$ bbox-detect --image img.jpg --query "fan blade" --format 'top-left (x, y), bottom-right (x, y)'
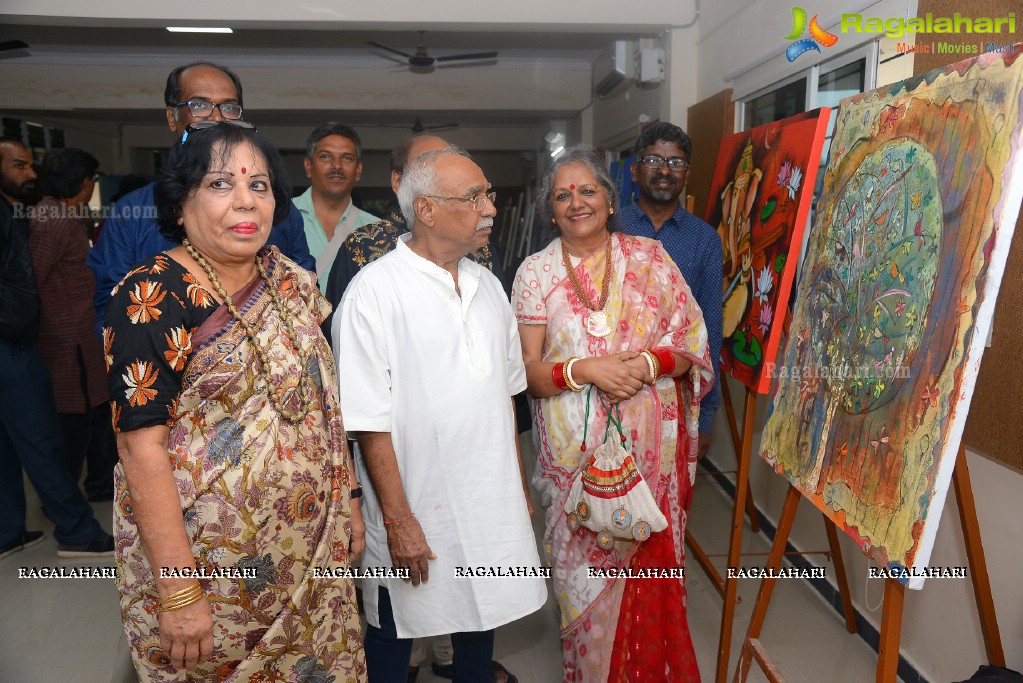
top-left (434, 51), bottom-right (498, 63)
top-left (367, 41), bottom-right (414, 60)
top-left (425, 123), bottom-right (459, 132)
top-left (0, 40), bottom-right (29, 52)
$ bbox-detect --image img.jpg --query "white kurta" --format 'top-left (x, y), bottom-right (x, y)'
top-left (334, 234), bottom-right (546, 638)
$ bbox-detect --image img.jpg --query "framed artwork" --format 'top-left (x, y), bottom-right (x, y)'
top-left (704, 108), bottom-right (831, 393)
top-left (759, 50), bottom-right (1023, 588)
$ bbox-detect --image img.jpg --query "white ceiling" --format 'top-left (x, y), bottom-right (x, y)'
top-left (0, 23), bottom-right (651, 130)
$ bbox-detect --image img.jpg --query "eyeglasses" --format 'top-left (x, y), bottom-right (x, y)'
top-left (426, 191), bottom-right (497, 212)
top-left (173, 99), bottom-right (244, 121)
top-left (180, 120), bottom-right (256, 145)
top-left (638, 154), bottom-right (689, 172)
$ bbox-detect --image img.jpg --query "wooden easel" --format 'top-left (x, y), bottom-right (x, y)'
top-left (684, 304), bottom-right (859, 683)
top-left (731, 443), bottom-right (1005, 683)
top-left (693, 376), bottom-right (858, 683)
top-left (685, 377), bottom-right (760, 599)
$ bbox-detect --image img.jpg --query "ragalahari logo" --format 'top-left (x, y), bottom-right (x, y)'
top-left (785, 7), bottom-right (839, 61)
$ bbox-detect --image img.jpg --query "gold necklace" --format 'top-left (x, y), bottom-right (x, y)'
top-left (182, 239), bottom-right (311, 423)
top-left (561, 232), bottom-right (613, 338)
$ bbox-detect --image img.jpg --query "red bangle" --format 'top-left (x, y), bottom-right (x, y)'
top-left (552, 362), bottom-right (568, 390)
top-left (651, 347), bottom-right (676, 377)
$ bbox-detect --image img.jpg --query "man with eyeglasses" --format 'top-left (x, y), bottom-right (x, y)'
top-left (618, 122), bottom-right (723, 459)
top-left (87, 62), bottom-right (314, 331)
top-left (294, 122), bottom-right (379, 291)
top-left (322, 134), bottom-right (504, 344)
top-left (334, 147), bottom-right (542, 683)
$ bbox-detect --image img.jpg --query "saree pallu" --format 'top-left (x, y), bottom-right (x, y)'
top-left (514, 233), bottom-right (713, 682)
top-left (114, 250), bottom-right (366, 682)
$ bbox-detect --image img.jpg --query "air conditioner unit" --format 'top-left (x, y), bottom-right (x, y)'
top-left (592, 41), bottom-right (633, 98)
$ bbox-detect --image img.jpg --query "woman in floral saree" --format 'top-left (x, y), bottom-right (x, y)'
top-left (513, 147), bottom-right (713, 682)
top-left (104, 122), bottom-right (365, 682)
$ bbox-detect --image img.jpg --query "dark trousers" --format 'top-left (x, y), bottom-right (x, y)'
top-left (365, 587), bottom-right (495, 683)
top-left (59, 345), bottom-right (117, 497)
top-left (0, 339), bottom-right (104, 545)
top-left (59, 402), bottom-right (117, 498)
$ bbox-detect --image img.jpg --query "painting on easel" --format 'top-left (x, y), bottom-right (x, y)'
top-left (705, 108), bottom-right (831, 394)
top-left (759, 49), bottom-right (1023, 589)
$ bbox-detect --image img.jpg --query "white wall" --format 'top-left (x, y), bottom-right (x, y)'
top-left (699, 1), bottom-right (1023, 679)
top-left (590, 26), bottom-right (701, 152)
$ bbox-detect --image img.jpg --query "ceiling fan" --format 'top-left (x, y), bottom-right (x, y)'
top-left (368, 31), bottom-right (497, 69)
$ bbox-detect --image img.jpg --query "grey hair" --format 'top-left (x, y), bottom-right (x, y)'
top-left (396, 146), bottom-right (471, 227)
top-left (537, 145), bottom-right (619, 232)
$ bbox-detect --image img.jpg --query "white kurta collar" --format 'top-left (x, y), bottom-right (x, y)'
top-left (395, 232), bottom-right (481, 309)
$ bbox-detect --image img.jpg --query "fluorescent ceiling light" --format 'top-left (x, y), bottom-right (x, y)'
top-left (167, 27), bottom-right (234, 34)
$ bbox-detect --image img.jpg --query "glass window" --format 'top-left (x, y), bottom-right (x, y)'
top-left (744, 78), bottom-right (807, 128)
top-left (814, 58), bottom-right (866, 199)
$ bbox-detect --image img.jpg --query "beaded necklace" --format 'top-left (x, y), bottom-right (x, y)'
top-left (182, 238), bottom-right (311, 423)
top-left (561, 231), bottom-right (613, 337)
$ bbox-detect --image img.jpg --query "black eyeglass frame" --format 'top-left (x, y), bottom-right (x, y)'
top-left (180, 120), bottom-right (256, 145)
top-left (172, 99), bottom-right (244, 121)
top-left (637, 154), bottom-right (690, 172)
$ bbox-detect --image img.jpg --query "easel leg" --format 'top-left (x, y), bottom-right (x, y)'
top-left (823, 517), bottom-right (858, 633)
top-left (731, 484), bottom-right (801, 683)
top-left (877, 579), bottom-right (905, 683)
top-left (952, 444), bottom-right (1005, 666)
top-left (715, 388), bottom-right (758, 683)
top-left (720, 378), bottom-right (760, 532)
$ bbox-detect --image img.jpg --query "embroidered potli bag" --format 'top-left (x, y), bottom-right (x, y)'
top-left (563, 386), bottom-right (668, 550)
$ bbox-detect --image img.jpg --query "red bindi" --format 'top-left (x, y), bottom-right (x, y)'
top-left (241, 167), bottom-right (247, 174)
top-left (570, 184), bottom-right (575, 190)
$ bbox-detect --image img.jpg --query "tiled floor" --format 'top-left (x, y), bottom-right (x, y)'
top-left (0, 434), bottom-right (893, 682)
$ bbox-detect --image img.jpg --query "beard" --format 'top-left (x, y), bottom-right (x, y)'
top-left (0, 177), bottom-right (36, 204)
top-left (649, 188), bottom-right (675, 202)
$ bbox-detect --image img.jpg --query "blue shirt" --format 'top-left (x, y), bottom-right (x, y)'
top-left (87, 182), bottom-right (315, 333)
top-left (618, 201), bottom-right (722, 433)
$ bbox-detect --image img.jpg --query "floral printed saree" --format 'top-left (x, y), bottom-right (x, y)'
top-left (107, 248), bottom-right (365, 682)
top-left (513, 233), bottom-right (713, 682)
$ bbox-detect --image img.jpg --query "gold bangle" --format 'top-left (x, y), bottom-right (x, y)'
top-left (642, 350), bottom-right (661, 380)
top-left (160, 588), bottom-right (205, 612)
top-left (159, 582), bottom-right (204, 608)
top-left (159, 582), bottom-right (205, 612)
top-left (561, 356), bottom-right (577, 392)
top-left (565, 357), bottom-right (584, 392)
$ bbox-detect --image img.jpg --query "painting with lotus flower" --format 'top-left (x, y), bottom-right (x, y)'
top-left (704, 108), bottom-right (831, 394)
top-left (759, 49), bottom-right (1023, 588)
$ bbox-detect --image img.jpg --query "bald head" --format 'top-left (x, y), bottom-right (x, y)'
top-left (390, 135), bottom-right (449, 194)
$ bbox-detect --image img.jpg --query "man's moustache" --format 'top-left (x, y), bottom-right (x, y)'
top-left (476, 219), bottom-right (494, 232)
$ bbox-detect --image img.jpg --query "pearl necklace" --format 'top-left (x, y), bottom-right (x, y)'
top-left (182, 239), bottom-right (311, 423)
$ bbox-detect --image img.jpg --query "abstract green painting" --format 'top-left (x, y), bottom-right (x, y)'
top-left (759, 49), bottom-right (1023, 588)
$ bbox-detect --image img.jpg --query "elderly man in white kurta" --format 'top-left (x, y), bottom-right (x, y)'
top-left (334, 147), bottom-right (546, 683)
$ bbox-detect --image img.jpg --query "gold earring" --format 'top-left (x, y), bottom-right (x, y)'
top-left (552, 218), bottom-right (557, 224)
top-left (609, 206), bottom-right (614, 215)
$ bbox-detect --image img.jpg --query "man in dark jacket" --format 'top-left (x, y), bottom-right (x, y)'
top-left (0, 138), bottom-right (115, 560)
top-left (87, 62), bottom-right (315, 330)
